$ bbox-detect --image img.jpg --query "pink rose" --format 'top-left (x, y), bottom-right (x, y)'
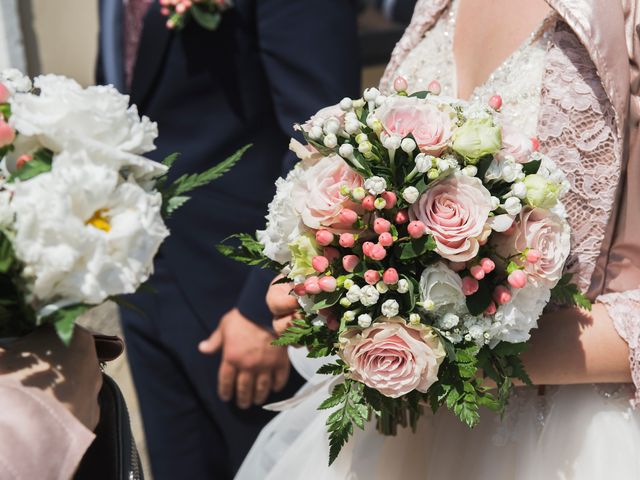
top-left (511, 208), bottom-right (570, 287)
top-left (376, 96), bottom-right (456, 155)
top-left (291, 155), bottom-right (363, 231)
top-left (498, 126), bottom-right (534, 163)
top-left (339, 318), bottom-right (445, 398)
top-left (410, 175), bottom-right (492, 262)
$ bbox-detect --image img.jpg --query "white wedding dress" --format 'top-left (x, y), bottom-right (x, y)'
top-left (236, 2), bottom-right (640, 478)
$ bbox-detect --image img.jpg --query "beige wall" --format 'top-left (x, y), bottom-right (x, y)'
top-left (21, 0), bottom-right (99, 86)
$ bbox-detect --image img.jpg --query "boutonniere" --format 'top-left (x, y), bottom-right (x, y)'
top-left (161, 0), bottom-right (233, 31)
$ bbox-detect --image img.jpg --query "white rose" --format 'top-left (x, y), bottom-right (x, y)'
top-left (364, 176), bottom-right (387, 195)
top-left (419, 262), bottom-right (467, 313)
top-left (257, 163), bottom-right (308, 264)
top-left (381, 299), bottom-right (400, 317)
top-left (402, 186), bottom-right (419, 204)
top-left (10, 154), bottom-right (169, 307)
top-left (360, 285), bottom-right (380, 306)
top-left (494, 283), bottom-right (550, 343)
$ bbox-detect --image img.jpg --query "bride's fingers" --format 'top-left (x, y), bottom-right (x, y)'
top-left (253, 371), bottom-right (272, 405)
top-left (217, 361), bottom-right (236, 402)
top-left (235, 370), bottom-right (255, 410)
top-left (273, 361), bottom-right (290, 393)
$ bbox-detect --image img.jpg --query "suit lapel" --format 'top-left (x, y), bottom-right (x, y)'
top-left (130, 1), bottom-right (173, 109)
top-left (100, 0), bottom-right (125, 90)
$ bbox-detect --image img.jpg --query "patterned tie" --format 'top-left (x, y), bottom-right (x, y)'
top-left (123, 0), bottom-right (153, 90)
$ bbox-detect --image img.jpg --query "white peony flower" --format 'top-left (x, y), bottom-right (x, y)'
top-left (420, 262), bottom-right (467, 313)
top-left (364, 176), bottom-right (387, 195)
top-left (8, 75), bottom-right (164, 182)
top-left (494, 283), bottom-right (551, 343)
top-left (0, 68), bottom-right (32, 94)
top-left (360, 285), bottom-right (380, 306)
top-left (10, 154), bottom-right (169, 307)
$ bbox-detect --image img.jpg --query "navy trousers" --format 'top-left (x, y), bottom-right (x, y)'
top-left (120, 260), bottom-right (302, 480)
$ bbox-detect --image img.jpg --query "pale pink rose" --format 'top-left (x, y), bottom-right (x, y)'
top-left (376, 96), bottom-right (457, 155)
top-left (409, 175), bottom-right (492, 262)
top-left (339, 317), bottom-right (445, 398)
top-left (498, 126), bottom-right (534, 163)
top-left (301, 104), bottom-right (344, 133)
top-left (291, 155), bottom-right (363, 231)
top-left (511, 207), bottom-right (570, 287)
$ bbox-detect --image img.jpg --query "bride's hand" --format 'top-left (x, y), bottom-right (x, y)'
top-left (266, 276), bottom-right (299, 335)
top-left (198, 308), bottom-right (290, 409)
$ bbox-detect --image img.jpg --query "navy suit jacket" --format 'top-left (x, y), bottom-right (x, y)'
top-left (97, 0), bottom-right (361, 329)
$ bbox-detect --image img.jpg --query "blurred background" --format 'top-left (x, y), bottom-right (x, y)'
top-left (7, 0), bottom-right (415, 477)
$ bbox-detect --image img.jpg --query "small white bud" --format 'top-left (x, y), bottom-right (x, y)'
top-left (375, 94), bottom-right (387, 107)
top-left (323, 133), bottom-right (338, 149)
top-left (363, 87), bottom-right (380, 102)
top-left (357, 314), bottom-right (372, 328)
top-left (364, 176), bottom-right (387, 195)
top-left (345, 120), bottom-right (361, 135)
top-left (461, 165), bottom-right (478, 177)
top-left (397, 279), bottom-right (409, 294)
top-left (383, 134), bottom-right (402, 150)
top-left (401, 137), bottom-right (417, 153)
top-left (358, 141), bottom-right (372, 154)
top-left (312, 317), bottom-right (325, 327)
top-left (376, 281), bottom-right (389, 294)
top-left (339, 143), bottom-right (354, 159)
top-left (427, 169), bottom-right (440, 180)
top-left (402, 186), bottom-right (420, 204)
top-left (437, 159), bottom-right (450, 172)
top-left (415, 154), bottom-right (431, 173)
top-left (352, 187), bottom-right (366, 201)
top-left (512, 182), bottom-right (527, 199)
top-left (339, 97), bottom-right (353, 111)
top-left (308, 125), bottom-right (323, 140)
top-left (352, 98), bottom-right (365, 109)
top-left (374, 197), bottom-right (387, 210)
top-left (343, 310), bottom-right (356, 322)
top-left (343, 279), bottom-right (355, 289)
top-left (381, 299), bottom-right (400, 318)
top-left (503, 196), bottom-right (522, 215)
top-left (424, 299), bottom-right (435, 311)
top-left (324, 118), bottom-right (340, 135)
top-left (409, 313), bottom-right (421, 325)
top-left (355, 133), bottom-right (369, 144)
top-left (490, 196), bottom-right (501, 210)
top-left (339, 297), bottom-right (352, 308)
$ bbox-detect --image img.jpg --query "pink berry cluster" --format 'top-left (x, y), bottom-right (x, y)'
top-left (160, 0), bottom-right (231, 30)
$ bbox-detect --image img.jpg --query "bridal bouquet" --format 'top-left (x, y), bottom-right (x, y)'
top-left (0, 70), bottom-right (244, 343)
top-left (220, 78), bottom-right (590, 463)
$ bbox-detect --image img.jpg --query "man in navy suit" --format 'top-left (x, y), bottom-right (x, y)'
top-left (97, 1), bottom-right (360, 478)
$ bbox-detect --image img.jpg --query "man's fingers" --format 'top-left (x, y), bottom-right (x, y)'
top-left (273, 361), bottom-right (290, 393)
top-left (199, 327), bottom-right (223, 355)
top-left (272, 316), bottom-right (295, 336)
top-left (235, 370), bottom-right (255, 410)
top-left (253, 371), bottom-right (273, 406)
top-left (266, 277), bottom-right (299, 317)
top-left (217, 361), bottom-right (237, 402)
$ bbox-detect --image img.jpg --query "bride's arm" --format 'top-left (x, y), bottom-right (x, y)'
top-left (522, 305), bottom-right (632, 385)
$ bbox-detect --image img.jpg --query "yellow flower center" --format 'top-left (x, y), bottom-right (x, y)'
top-left (86, 209), bottom-right (111, 232)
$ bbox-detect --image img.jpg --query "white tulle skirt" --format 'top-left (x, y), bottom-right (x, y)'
top-left (236, 349), bottom-right (640, 480)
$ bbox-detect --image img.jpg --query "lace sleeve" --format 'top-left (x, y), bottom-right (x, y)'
top-left (597, 290), bottom-right (640, 407)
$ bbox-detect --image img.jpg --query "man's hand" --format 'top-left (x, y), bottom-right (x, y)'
top-left (267, 275), bottom-right (299, 336)
top-left (199, 308), bottom-right (290, 409)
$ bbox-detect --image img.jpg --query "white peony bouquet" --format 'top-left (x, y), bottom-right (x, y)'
top-left (220, 80), bottom-right (590, 463)
top-left (0, 70), bottom-right (246, 342)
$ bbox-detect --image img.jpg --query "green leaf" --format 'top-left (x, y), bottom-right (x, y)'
top-left (465, 280), bottom-right (492, 315)
top-left (42, 304), bottom-right (90, 346)
top-left (522, 159), bottom-right (541, 175)
top-left (190, 6), bottom-right (221, 30)
top-left (161, 152), bottom-right (180, 169)
top-left (9, 148), bottom-right (53, 182)
top-left (0, 230), bottom-right (15, 273)
top-left (162, 144), bottom-right (250, 217)
top-left (216, 233), bottom-right (282, 270)
top-left (409, 91), bottom-right (430, 99)
top-left (312, 291), bottom-right (342, 311)
top-left (550, 273), bottom-right (592, 311)
top-left (317, 362), bottom-right (345, 376)
top-left (166, 195), bottom-right (190, 215)
top-left (475, 154), bottom-right (494, 180)
top-left (395, 235), bottom-right (436, 260)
